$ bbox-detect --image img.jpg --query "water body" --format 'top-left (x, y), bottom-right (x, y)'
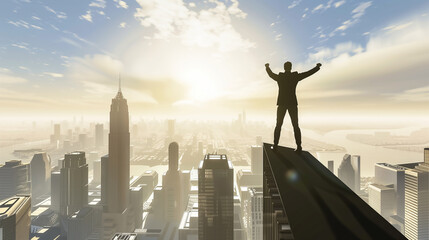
top-left (305, 129), bottom-right (424, 177)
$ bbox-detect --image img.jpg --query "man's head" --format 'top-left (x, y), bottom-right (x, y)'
top-left (284, 61), bottom-right (292, 72)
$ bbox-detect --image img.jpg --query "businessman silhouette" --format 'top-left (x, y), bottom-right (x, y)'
top-left (266, 61), bottom-right (321, 153)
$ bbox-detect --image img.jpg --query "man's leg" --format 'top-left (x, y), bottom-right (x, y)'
top-left (274, 105), bottom-right (287, 147)
top-left (288, 105), bottom-right (302, 151)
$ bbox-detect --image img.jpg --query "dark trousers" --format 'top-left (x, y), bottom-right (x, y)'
top-left (274, 105), bottom-right (301, 147)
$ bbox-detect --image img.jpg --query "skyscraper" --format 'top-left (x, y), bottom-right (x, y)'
top-left (162, 142), bottom-right (184, 222)
top-left (59, 152), bottom-right (88, 217)
top-left (351, 155), bottom-right (361, 193)
top-left (251, 145), bottom-right (263, 175)
top-left (198, 154), bottom-right (233, 240)
top-left (95, 123), bottom-right (104, 148)
top-left (338, 154), bottom-right (360, 193)
top-left (328, 160), bottom-right (334, 173)
top-left (0, 160), bottom-right (31, 201)
top-left (247, 187), bottom-right (263, 240)
top-left (104, 85), bottom-right (130, 214)
top-left (404, 168), bottom-right (429, 240)
top-left (30, 152), bottom-right (51, 202)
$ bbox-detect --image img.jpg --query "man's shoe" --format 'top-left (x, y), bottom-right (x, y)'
top-left (295, 146), bottom-right (302, 154)
top-left (271, 145), bottom-right (278, 152)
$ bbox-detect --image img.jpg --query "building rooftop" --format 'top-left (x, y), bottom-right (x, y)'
top-left (0, 195), bottom-right (30, 219)
top-left (263, 143), bottom-right (406, 240)
top-left (199, 154), bottom-right (232, 169)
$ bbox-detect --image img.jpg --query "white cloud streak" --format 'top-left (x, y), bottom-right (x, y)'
top-left (45, 6), bottom-right (67, 19)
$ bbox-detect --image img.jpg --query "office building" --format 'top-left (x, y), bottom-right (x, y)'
top-left (198, 154), bottom-right (233, 240)
top-left (103, 85), bottom-right (130, 214)
top-left (95, 123), bottom-right (104, 148)
top-left (30, 152), bottom-right (51, 201)
top-left (93, 159), bottom-right (101, 185)
top-left (0, 195), bottom-right (31, 240)
top-left (50, 123), bottom-right (61, 144)
top-left (368, 184), bottom-right (396, 219)
top-left (338, 154), bottom-right (360, 193)
top-left (328, 160), bottom-right (334, 173)
top-left (351, 155), bottom-right (361, 193)
top-left (50, 171), bottom-right (61, 212)
top-left (0, 160), bottom-right (31, 201)
top-left (59, 152), bottom-right (88, 217)
top-left (162, 142), bottom-right (184, 222)
top-left (374, 163), bottom-right (411, 220)
top-left (67, 207), bottom-right (93, 240)
top-left (247, 187), bottom-right (263, 240)
top-left (404, 168), bottom-right (429, 240)
top-left (251, 145), bottom-right (263, 175)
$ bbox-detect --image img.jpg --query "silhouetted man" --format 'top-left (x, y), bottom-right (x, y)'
top-left (266, 61), bottom-right (321, 153)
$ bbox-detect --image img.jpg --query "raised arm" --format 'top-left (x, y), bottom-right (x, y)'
top-left (297, 63), bottom-right (322, 81)
top-left (265, 63), bottom-right (280, 81)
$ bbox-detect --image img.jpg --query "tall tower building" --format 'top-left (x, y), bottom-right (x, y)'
top-left (351, 155), bottom-right (361, 193)
top-left (250, 145), bottom-right (263, 175)
top-left (104, 84), bottom-right (130, 213)
top-left (0, 160), bottom-right (31, 201)
top-left (198, 154), bottom-right (233, 240)
top-left (404, 168), bottom-right (429, 240)
top-left (162, 142), bottom-right (183, 221)
top-left (338, 154), bottom-right (358, 192)
top-left (30, 152), bottom-right (51, 202)
top-left (59, 152), bottom-right (88, 217)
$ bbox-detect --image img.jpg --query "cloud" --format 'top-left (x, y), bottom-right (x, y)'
top-left (334, 0), bottom-right (346, 8)
top-left (134, 0), bottom-right (254, 52)
top-left (80, 11), bottom-right (93, 22)
top-left (45, 6), bottom-right (67, 19)
top-left (0, 67), bottom-right (10, 73)
top-left (331, 1), bottom-right (372, 35)
top-left (312, 0), bottom-right (334, 13)
top-left (30, 24), bottom-right (43, 30)
top-left (114, 0), bottom-right (128, 9)
top-left (308, 41), bottom-right (363, 62)
top-left (119, 22), bottom-right (127, 28)
top-left (297, 15), bottom-right (429, 112)
top-left (32, 16), bottom-right (41, 20)
top-left (393, 86), bottom-right (429, 102)
top-left (89, 0), bottom-right (106, 8)
top-left (8, 20), bottom-right (29, 29)
top-left (11, 43), bottom-right (29, 50)
top-left (64, 54), bottom-right (188, 105)
top-left (383, 21), bottom-right (414, 32)
top-left (0, 73), bottom-right (27, 83)
top-left (275, 34), bottom-right (282, 41)
top-left (288, 0), bottom-right (302, 9)
top-left (43, 72), bottom-right (64, 78)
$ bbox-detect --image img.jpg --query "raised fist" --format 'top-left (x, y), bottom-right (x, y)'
top-left (265, 63), bottom-right (269, 67)
top-left (316, 63), bottom-right (322, 67)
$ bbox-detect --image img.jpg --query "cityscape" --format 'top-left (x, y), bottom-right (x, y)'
top-left (1, 0), bottom-right (429, 240)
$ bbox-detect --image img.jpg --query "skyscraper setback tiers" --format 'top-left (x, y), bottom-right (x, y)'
top-left (104, 88), bottom-right (130, 214)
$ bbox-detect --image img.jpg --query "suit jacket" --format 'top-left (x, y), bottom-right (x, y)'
top-left (266, 66), bottom-right (320, 106)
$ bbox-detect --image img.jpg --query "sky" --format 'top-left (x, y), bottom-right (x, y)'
top-left (1, 0), bottom-right (429, 121)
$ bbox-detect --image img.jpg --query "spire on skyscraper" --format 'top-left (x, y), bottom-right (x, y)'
top-left (115, 74), bottom-right (124, 99)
